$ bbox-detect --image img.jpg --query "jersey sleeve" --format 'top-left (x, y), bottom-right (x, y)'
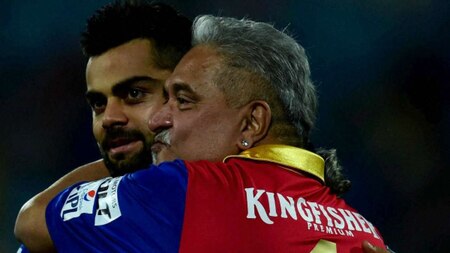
top-left (45, 159), bottom-right (188, 253)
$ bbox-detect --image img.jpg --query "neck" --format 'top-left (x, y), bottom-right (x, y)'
top-left (253, 133), bottom-right (304, 149)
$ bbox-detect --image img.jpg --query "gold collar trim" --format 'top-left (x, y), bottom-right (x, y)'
top-left (224, 144), bottom-right (324, 182)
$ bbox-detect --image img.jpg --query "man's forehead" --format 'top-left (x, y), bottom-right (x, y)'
top-left (179, 46), bottom-right (221, 71)
top-left (167, 46), bottom-right (221, 85)
top-left (86, 39), bottom-right (171, 91)
top-left (87, 40), bottom-right (154, 71)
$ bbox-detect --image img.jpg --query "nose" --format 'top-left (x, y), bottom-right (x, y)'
top-left (148, 103), bottom-right (173, 133)
top-left (102, 99), bottom-right (128, 129)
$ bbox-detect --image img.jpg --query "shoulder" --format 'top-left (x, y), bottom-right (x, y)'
top-left (45, 160), bottom-right (190, 251)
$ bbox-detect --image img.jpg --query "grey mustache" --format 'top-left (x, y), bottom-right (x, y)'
top-left (154, 130), bottom-right (171, 145)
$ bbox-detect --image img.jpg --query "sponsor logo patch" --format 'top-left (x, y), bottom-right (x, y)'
top-left (94, 176), bottom-right (122, 226)
top-left (245, 187), bottom-right (381, 239)
top-left (60, 178), bottom-right (108, 221)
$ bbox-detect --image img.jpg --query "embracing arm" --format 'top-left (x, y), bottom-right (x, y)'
top-left (14, 159), bottom-right (109, 252)
top-left (362, 241), bottom-right (396, 253)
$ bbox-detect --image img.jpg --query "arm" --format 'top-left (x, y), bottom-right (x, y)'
top-left (362, 241), bottom-right (396, 253)
top-left (14, 159), bottom-right (109, 252)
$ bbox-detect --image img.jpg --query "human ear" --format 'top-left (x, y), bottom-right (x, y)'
top-left (237, 100), bottom-right (271, 150)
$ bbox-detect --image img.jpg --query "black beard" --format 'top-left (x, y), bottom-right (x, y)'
top-left (99, 127), bottom-right (153, 177)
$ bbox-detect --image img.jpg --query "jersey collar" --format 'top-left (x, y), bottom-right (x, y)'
top-left (224, 144), bottom-right (325, 183)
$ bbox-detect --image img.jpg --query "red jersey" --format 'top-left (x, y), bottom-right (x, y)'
top-left (179, 144), bottom-right (386, 252)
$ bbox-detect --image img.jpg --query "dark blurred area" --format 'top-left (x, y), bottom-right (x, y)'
top-left (1, 0), bottom-right (448, 252)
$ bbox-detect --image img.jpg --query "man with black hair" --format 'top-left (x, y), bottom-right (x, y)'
top-left (15, 1), bottom-right (191, 252)
top-left (82, 1), bottom-right (191, 177)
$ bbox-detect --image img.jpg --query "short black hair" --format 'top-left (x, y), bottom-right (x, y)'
top-left (80, 1), bottom-right (192, 69)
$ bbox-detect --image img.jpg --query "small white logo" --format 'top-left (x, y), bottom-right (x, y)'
top-left (94, 176), bottom-right (122, 226)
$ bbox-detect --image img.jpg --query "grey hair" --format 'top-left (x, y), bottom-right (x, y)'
top-left (191, 15), bottom-right (351, 195)
top-left (192, 15), bottom-right (317, 143)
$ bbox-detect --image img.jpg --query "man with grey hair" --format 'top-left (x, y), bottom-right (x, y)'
top-left (15, 14), bottom-right (390, 253)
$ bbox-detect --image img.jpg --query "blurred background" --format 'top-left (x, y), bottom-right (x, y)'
top-left (1, 0), bottom-right (448, 252)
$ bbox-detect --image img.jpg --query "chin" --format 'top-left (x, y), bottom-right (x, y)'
top-left (105, 155), bottom-right (150, 176)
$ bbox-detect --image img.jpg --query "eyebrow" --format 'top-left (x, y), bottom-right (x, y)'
top-left (172, 82), bottom-right (195, 95)
top-left (112, 76), bottom-right (157, 96)
top-left (85, 76), bottom-right (156, 99)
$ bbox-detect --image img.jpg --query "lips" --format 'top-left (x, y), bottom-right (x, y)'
top-left (101, 133), bottom-right (144, 157)
top-left (109, 139), bottom-right (141, 155)
top-left (101, 128), bottom-right (146, 154)
top-left (150, 141), bottom-right (166, 154)
top-left (107, 137), bottom-right (136, 149)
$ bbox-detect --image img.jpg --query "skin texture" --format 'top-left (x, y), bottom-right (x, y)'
top-left (86, 38), bottom-right (171, 175)
top-left (149, 45), bottom-right (248, 164)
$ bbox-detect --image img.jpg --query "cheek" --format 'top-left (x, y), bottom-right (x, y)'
top-left (181, 126), bottom-right (237, 161)
top-left (128, 108), bottom-right (154, 132)
top-left (92, 119), bottom-right (103, 141)
top-left (187, 116), bottom-right (232, 143)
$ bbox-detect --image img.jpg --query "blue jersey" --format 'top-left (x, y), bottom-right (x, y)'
top-left (47, 160), bottom-right (187, 252)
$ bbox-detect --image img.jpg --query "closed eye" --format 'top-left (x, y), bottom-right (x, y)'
top-left (177, 96), bottom-right (189, 104)
top-left (167, 82), bottom-right (198, 110)
top-left (176, 94), bottom-right (195, 110)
